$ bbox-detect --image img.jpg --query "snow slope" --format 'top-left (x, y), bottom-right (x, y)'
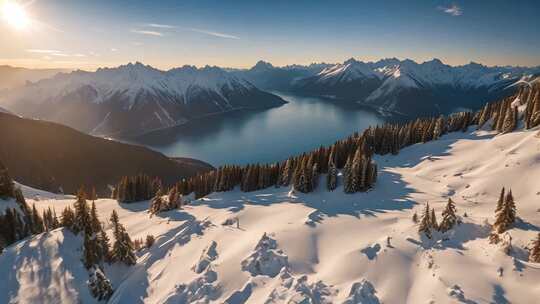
top-left (3, 125), bottom-right (540, 303)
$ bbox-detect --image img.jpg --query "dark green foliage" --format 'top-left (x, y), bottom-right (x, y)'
top-left (493, 188), bottom-right (517, 234)
top-left (439, 198), bottom-right (458, 232)
top-left (0, 160), bottom-right (15, 198)
top-left (0, 162), bottom-right (52, 251)
top-left (88, 267), bottom-right (114, 301)
top-left (110, 210), bottom-right (136, 266)
top-left (419, 203), bottom-right (432, 238)
top-left (114, 174), bottom-right (161, 203)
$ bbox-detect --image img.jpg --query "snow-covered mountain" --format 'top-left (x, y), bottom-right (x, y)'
top-left (238, 58), bottom-right (540, 117)
top-left (0, 62), bottom-right (286, 137)
top-left (3, 105), bottom-right (540, 303)
top-left (230, 60), bottom-right (332, 91)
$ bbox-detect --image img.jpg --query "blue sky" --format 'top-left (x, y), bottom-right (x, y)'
top-left (1, 0), bottom-right (539, 70)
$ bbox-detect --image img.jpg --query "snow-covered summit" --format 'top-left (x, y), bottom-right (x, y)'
top-left (0, 62), bottom-right (286, 137)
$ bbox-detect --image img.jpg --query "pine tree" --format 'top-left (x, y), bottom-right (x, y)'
top-left (88, 267), bottom-right (114, 301)
top-left (97, 228), bottom-right (111, 263)
top-left (326, 157), bottom-right (338, 191)
top-left (430, 208), bottom-right (438, 231)
top-left (412, 212), bottom-right (418, 223)
top-left (529, 233), bottom-right (540, 263)
top-left (149, 188), bottom-right (164, 215)
top-left (110, 210), bottom-right (136, 265)
top-left (61, 206), bottom-right (75, 230)
top-left (419, 203), bottom-right (432, 238)
top-left (439, 198), bottom-right (458, 232)
top-left (493, 189), bottom-right (517, 234)
top-left (73, 187), bottom-right (91, 234)
top-left (502, 105), bottom-right (517, 133)
top-left (83, 233), bottom-right (100, 269)
top-left (0, 161), bottom-right (15, 198)
top-left (495, 187), bottom-right (505, 213)
top-left (343, 156), bottom-right (354, 193)
top-left (89, 201), bottom-right (101, 234)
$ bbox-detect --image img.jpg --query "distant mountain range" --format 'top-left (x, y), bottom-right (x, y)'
top-left (233, 58), bottom-right (540, 116)
top-left (0, 65), bottom-right (68, 91)
top-left (2, 59), bottom-right (539, 138)
top-left (0, 63), bottom-right (286, 137)
top-left (0, 111), bottom-right (212, 195)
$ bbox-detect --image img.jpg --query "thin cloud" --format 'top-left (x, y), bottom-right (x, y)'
top-left (131, 29), bottom-right (164, 36)
top-left (26, 49), bottom-right (62, 54)
top-left (27, 49), bottom-right (87, 58)
top-left (438, 4), bottom-right (463, 16)
top-left (146, 23), bottom-right (176, 29)
top-left (189, 28), bottom-right (240, 40)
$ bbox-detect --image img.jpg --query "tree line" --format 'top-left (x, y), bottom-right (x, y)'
top-left (0, 161), bottom-right (57, 252)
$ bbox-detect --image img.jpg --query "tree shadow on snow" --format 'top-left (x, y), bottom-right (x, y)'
top-left (189, 128), bottom-right (497, 225)
top-left (190, 169), bottom-right (418, 223)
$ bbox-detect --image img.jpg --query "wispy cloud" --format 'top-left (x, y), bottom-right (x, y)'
top-left (131, 29), bottom-right (164, 36)
top-left (26, 49), bottom-right (87, 58)
top-left (146, 23), bottom-right (176, 29)
top-left (189, 28), bottom-right (240, 40)
top-left (438, 4), bottom-right (463, 16)
top-left (26, 49), bottom-right (62, 54)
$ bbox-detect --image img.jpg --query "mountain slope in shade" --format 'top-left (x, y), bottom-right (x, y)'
top-left (1, 63), bottom-right (286, 137)
top-left (4, 122), bottom-right (540, 303)
top-left (0, 112), bottom-right (213, 195)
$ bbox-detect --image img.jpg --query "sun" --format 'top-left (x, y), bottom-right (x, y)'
top-left (2, 1), bottom-right (30, 30)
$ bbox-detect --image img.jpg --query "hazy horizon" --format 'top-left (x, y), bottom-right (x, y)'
top-left (1, 0), bottom-right (539, 70)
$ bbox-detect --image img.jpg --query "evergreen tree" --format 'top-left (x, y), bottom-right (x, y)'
top-left (502, 105), bottom-right (517, 133)
top-left (149, 188), bottom-right (164, 215)
top-left (88, 267), bottom-right (114, 301)
top-left (73, 187), bottom-right (91, 234)
top-left (529, 233), bottom-right (540, 263)
top-left (495, 187), bottom-right (505, 213)
top-left (419, 203), bottom-right (432, 238)
top-left (326, 157), bottom-right (338, 191)
top-left (83, 233), bottom-right (100, 269)
top-left (412, 212), bottom-right (418, 223)
top-left (0, 161), bottom-right (14, 198)
top-left (97, 228), bottom-right (111, 263)
top-left (110, 210), bottom-right (136, 265)
top-left (493, 189), bottom-right (517, 234)
top-left (439, 198), bottom-right (458, 232)
top-left (430, 208), bottom-right (438, 231)
top-left (89, 201), bottom-right (101, 234)
top-left (61, 206), bottom-right (75, 230)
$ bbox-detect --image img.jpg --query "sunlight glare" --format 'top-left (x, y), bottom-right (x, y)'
top-left (2, 1), bottom-right (30, 30)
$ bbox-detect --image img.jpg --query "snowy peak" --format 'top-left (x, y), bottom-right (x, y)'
top-left (251, 60), bottom-right (275, 71)
top-left (1, 62), bottom-right (286, 137)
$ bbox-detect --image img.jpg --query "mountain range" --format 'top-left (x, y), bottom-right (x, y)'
top-left (0, 65), bottom-right (68, 91)
top-left (233, 58), bottom-right (540, 116)
top-left (1, 59), bottom-right (539, 138)
top-left (0, 63), bottom-right (286, 137)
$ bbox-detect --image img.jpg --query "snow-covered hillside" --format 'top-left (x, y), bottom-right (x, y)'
top-left (3, 122), bottom-right (540, 303)
top-left (0, 63), bottom-right (286, 137)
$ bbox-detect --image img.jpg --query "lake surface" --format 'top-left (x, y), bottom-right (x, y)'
top-left (137, 92), bottom-right (387, 166)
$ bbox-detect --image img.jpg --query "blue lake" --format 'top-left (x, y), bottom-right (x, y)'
top-left (138, 92), bottom-right (386, 166)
